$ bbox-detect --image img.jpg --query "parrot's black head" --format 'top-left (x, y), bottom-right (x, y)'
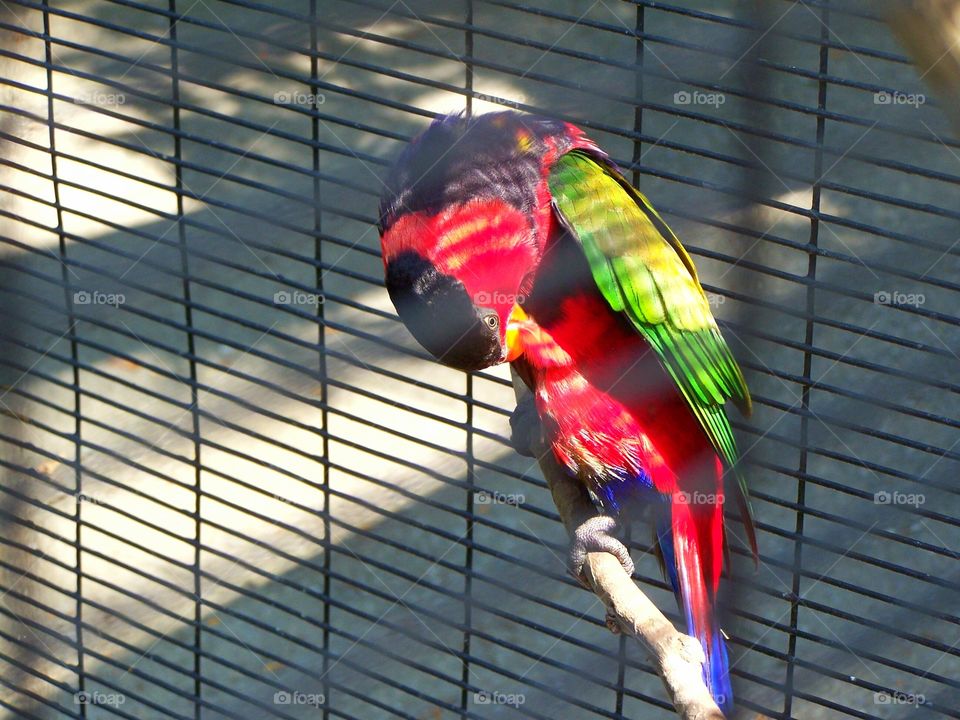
top-left (386, 251), bottom-right (505, 371)
top-left (379, 111), bottom-right (552, 372)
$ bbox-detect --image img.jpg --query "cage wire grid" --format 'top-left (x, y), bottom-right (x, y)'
top-left (0, 0), bottom-right (957, 718)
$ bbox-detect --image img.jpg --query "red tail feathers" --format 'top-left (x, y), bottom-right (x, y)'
top-left (666, 460), bottom-right (732, 712)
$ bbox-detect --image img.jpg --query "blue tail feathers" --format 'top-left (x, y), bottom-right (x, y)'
top-left (657, 514), bottom-right (732, 714)
top-left (706, 626), bottom-right (733, 714)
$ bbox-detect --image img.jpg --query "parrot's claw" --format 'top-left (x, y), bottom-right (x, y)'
top-left (569, 515), bottom-right (634, 588)
top-left (509, 394), bottom-right (542, 458)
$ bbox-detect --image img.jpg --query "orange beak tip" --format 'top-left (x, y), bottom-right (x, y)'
top-left (504, 304), bottom-right (527, 362)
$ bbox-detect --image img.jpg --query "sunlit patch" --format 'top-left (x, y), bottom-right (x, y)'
top-left (516, 129), bottom-right (533, 154)
top-left (521, 332), bottom-right (574, 366)
top-left (438, 216), bottom-right (490, 251)
top-left (440, 216), bottom-right (524, 271)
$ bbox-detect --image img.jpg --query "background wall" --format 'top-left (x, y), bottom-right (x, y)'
top-left (0, 1), bottom-right (957, 718)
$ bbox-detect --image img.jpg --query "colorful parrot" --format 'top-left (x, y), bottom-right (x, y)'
top-left (378, 111), bottom-right (757, 714)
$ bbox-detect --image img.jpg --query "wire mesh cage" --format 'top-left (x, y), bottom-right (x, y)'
top-left (0, 1), bottom-right (958, 718)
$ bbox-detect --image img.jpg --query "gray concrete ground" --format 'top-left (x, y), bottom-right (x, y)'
top-left (0, 1), bottom-right (958, 719)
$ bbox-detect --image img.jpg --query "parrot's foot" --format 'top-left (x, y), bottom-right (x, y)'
top-left (569, 515), bottom-right (634, 588)
top-left (509, 393), bottom-right (543, 458)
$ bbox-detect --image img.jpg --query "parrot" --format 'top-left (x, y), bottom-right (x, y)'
top-left (378, 110), bottom-right (757, 714)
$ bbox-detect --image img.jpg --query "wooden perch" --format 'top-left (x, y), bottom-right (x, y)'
top-left (511, 370), bottom-right (725, 720)
top-left (888, 0), bottom-right (960, 135)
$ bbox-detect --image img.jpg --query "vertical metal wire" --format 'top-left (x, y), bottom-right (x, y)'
top-left (784, 2), bottom-right (830, 716)
top-left (460, 3), bottom-right (476, 714)
top-left (630, 1), bottom-right (646, 186)
top-left (41, 2), bottom-right (84, 714)
top-left (168, 3), bottom-right (203, 716)
top-left (309, 2), bottom-right (333, 716)
top-left (617, 3), bottom-right (645, 716)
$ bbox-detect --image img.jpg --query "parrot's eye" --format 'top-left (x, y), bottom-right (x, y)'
top-left (483, 314), bottom-right (499, 330)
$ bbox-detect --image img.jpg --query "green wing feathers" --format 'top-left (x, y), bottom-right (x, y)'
top-left (548, 151), bottom-right (757, 555)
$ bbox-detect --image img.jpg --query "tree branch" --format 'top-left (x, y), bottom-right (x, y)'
top-left (888, 0), bottom-right (960, 136)
top-left (511, 369), bottom-right (726, 720)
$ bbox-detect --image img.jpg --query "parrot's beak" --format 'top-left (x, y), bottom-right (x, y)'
top-left (504, 304), bottom-right (527, 362)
